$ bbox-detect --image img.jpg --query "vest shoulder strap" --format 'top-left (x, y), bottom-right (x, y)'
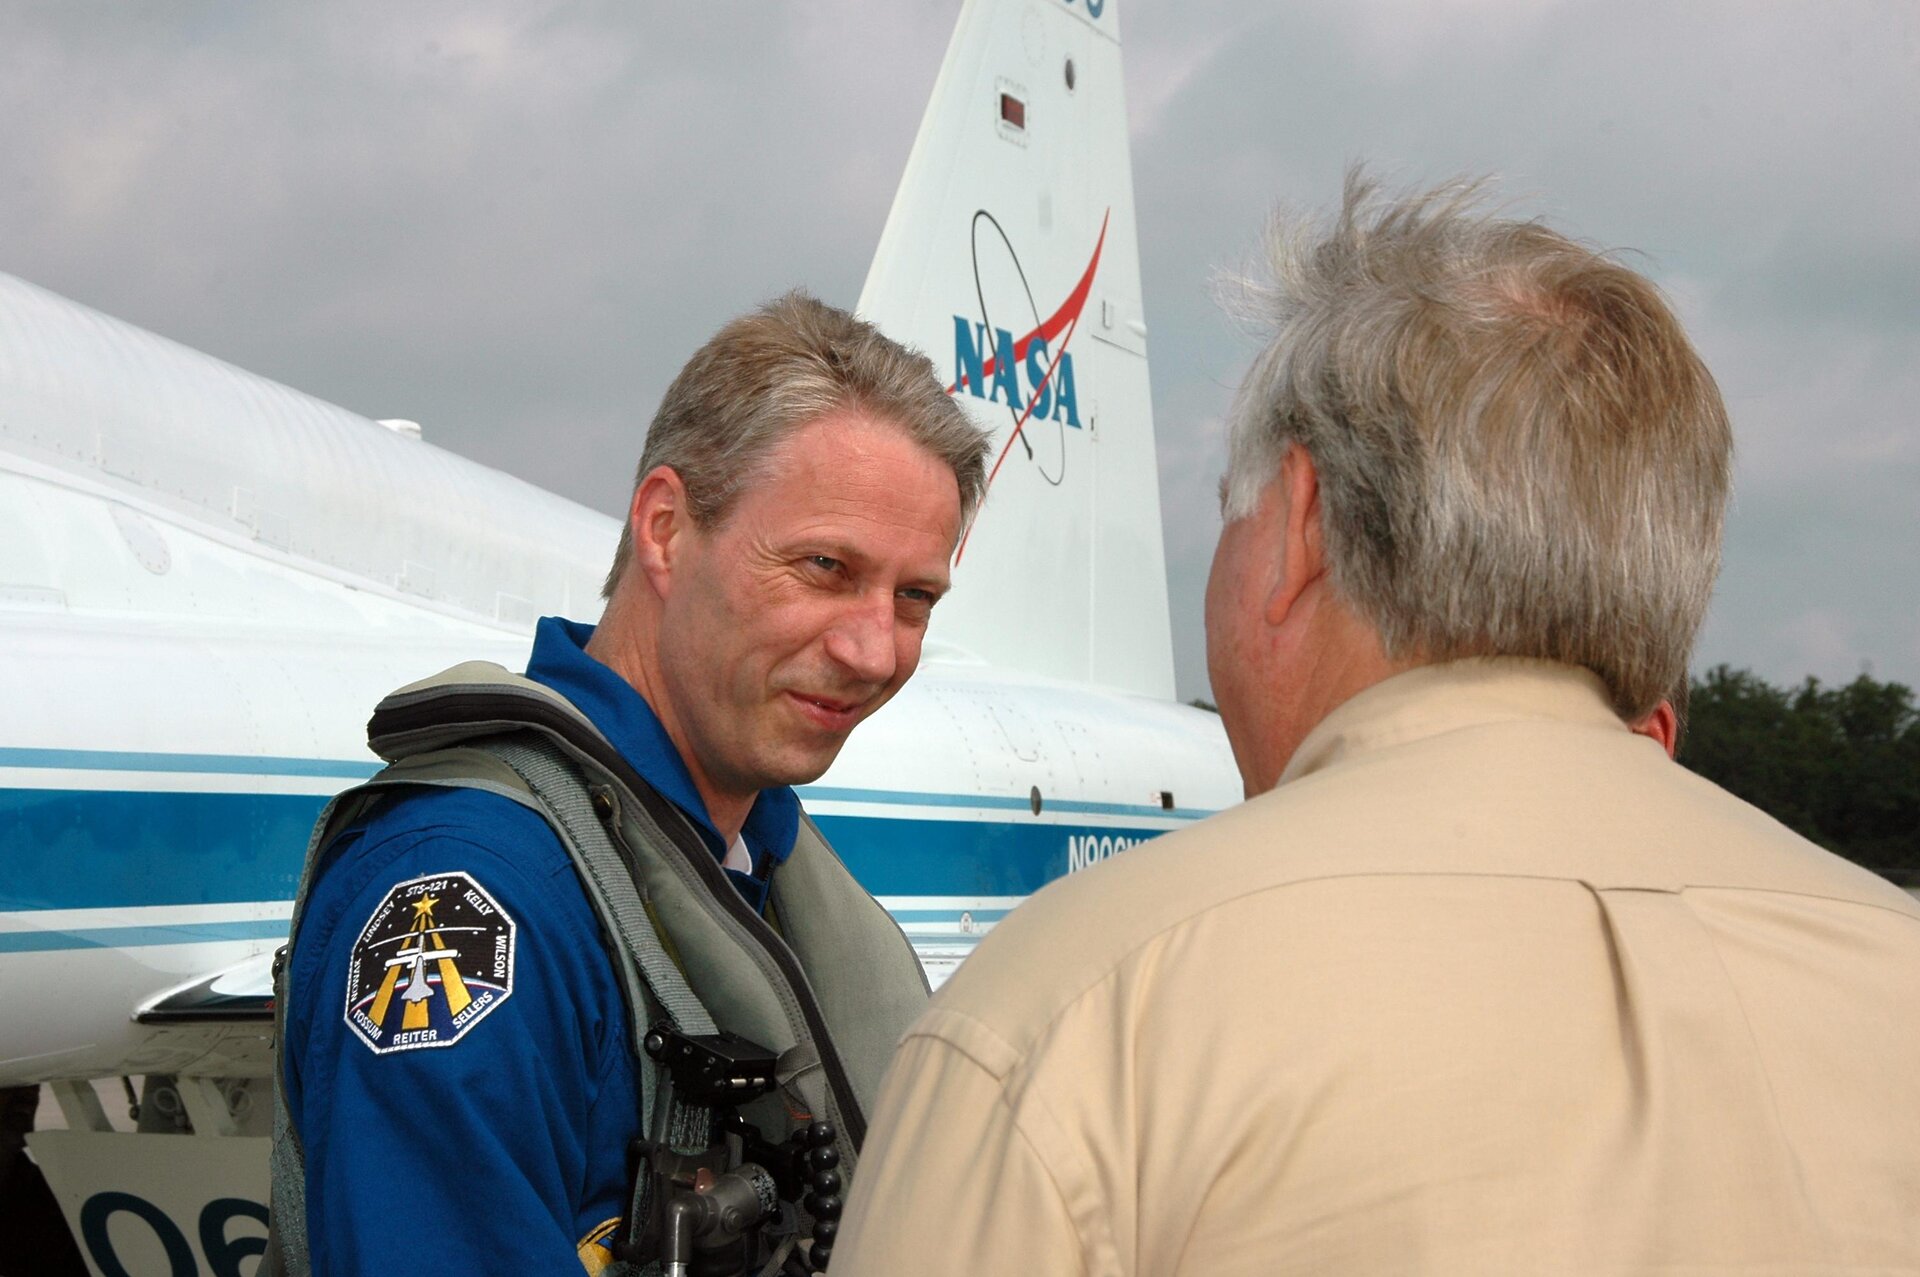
top-left (769, 813), bottom-right (929, 1107)
top-left (367, 661), bottom-right (597, 762)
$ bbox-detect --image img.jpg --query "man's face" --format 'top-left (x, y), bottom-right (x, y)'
top-left (1204, 472), bottom-right (1285, 796)
top-left (655, 409), bottom-right (961, 808)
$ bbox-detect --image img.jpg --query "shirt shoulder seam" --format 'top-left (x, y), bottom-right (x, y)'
top-left (910, 1036), bottom-right (1104, 1274)
top-left (949, 867), bottom-right (1920, 1071)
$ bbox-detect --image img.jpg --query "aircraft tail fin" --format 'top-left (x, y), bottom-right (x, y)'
top-left (858, 0), bottom-right (1174, 699)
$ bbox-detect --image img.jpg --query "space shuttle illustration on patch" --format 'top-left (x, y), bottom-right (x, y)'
top-left (343, 871), bottom-right (517, 1054)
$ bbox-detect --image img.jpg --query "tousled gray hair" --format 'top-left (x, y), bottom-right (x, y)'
top-left (603, 291), bottom-right (988, 597)
top-left (1222, 170), bottom-right (1733, 720)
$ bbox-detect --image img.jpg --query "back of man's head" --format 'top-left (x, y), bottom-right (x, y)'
top-left (1223, 171), bottom-right (1733, 721)
top-left (603, 290), bottom-right (986, 598)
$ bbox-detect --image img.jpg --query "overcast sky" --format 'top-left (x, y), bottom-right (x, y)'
top-left (3, 0), bottom-right (1914, 702)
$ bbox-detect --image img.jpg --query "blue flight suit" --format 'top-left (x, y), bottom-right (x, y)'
top-left (282, 617), bottom-right (799, 1273)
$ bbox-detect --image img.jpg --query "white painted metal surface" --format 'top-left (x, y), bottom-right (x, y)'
top-left (0, 270), bottom-right (612, 631)
top-left (859, 0), bottom-right (1174, 699)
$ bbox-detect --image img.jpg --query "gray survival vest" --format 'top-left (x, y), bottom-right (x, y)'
top-left (265, 662), bottom-right (929, 1275)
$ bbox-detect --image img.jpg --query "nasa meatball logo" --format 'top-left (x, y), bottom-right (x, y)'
top-left (343, 871), bottom-right (515, 1054)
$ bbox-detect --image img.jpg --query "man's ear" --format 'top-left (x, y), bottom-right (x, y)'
top-left (630, 466), bottom-right (691, 598)
top-left (1265, 445), bottom-right (1327, 627)
top-left (1632, 700), bottom-right (1679, 759)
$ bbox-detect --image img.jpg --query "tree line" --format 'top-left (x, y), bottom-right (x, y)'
top-left (1680, 666), bottom-right (1920, 887)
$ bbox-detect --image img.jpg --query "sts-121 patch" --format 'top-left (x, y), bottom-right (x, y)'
top-left (344, 871), bottom-right (515, 1054)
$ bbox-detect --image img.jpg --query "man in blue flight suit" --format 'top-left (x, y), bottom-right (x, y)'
top-left (276, 293), bottom-right (988, 1273)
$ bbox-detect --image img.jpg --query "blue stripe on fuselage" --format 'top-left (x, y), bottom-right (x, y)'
top-left (0, 746), bottom-right (380, 778)
top-left (0, 918), bottom-right (292, 952)
top-left (1, 789), bottom-right (319, 910)
top-left (2, 786), bottom-right (1190, 914)
top-left (817, 812), bottom-right (1097, 897)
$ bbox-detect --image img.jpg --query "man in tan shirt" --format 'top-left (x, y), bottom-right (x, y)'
top-left (833, 174), bottom-right (1920, 1273)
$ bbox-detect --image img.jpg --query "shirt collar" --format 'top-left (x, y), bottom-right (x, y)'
top-left (524, 616), bottom-right (800, 872)
top-left (1279, 658), bottom-right (1628, 786)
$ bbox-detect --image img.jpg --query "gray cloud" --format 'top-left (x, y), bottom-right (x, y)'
top-left (1124, 0), bottom-right (1920, 698)
top-left (1, 0), bottom-right (1913, 703)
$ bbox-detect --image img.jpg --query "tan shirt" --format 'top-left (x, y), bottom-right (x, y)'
top-left (835, 661), bottom-right (1920, 1275)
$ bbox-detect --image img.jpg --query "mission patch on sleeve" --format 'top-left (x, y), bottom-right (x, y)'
top-left (343, 870), bottom-right (516, 1054)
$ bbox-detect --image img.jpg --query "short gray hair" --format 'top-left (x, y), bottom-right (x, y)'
top-left (604, 291), bottom-right (988, 597)
top-left (1222, 170), bottom-right (1733, 720)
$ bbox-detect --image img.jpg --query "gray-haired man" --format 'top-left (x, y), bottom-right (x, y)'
top-left (834, 175), bottom-right (1920, 1274)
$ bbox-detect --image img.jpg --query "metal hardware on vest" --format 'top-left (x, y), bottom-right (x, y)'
top-left (592, 786), bottom-right (616, 822)
top-left (645, 1024), bottom-right (779, 1107)
top-left (620, 1102), bottom-right (846, 1273)
top-left (661, 1160), bottom-right (780, 1277)
top-left (619, 1024), bottom-right (846, 1274)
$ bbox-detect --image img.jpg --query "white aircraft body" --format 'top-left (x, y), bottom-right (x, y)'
top-left (0, 0), bottom-right (1236, 1270)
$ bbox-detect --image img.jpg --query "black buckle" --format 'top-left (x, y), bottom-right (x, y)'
top-left (643, 1023), bottom-right (779, 1107)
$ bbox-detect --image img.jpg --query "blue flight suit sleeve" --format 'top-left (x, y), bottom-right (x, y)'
top-left (281, 791), bottom-right (637, 1274)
